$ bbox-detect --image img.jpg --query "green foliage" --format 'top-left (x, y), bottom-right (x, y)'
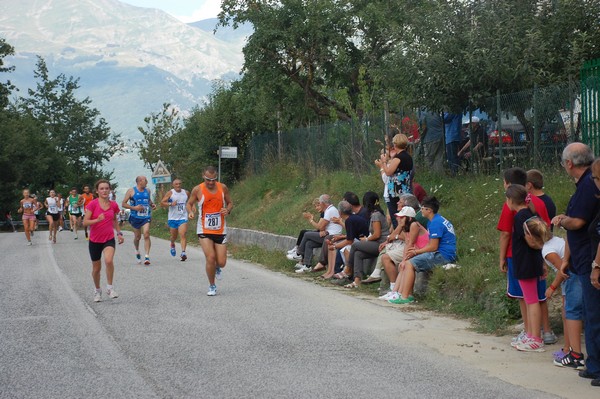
top-left (136, 102), bottom-right (182, 172)
top-left (226, 161), bottom-right (575, 333)
top-left (0, 38), bottom-right (15, 109)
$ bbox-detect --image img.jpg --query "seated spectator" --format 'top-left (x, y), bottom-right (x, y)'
top-left (379, 207), bottom-right (429, 300)
top-left (294, 195), bottom-right (343, 273)
top-left (388, 196), bottom-right (456, 304)
top-left (286, 197), bottom-right (322, 259)
top-left (321, 201), bottom-right (369, 279)
top-left (412, 181), bottom-right (427, 204)
top-left (343, 192), bottom-right (390, 288)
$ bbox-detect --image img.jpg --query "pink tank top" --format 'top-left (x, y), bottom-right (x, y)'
top-left (415, 231), bottom-right (429, 249)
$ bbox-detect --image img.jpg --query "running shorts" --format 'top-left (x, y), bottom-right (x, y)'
top-left (89, 239), bottom-right (115, 262)
top-left (198, 234), bottom-right (227, 245)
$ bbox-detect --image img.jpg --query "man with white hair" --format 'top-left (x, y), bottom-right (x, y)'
top-left (293, 194), bottom-right (343, 272)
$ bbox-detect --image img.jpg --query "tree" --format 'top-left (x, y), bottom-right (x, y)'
top-left (135, 102), bottom-right (182, 173)
top-left (0, 37), bottom-right (16, 109)
top-left (21, 57), bottom-right (122, 187)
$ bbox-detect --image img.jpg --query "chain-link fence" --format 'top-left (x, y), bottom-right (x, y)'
top-left (246, 80), bottom-right (584, 176)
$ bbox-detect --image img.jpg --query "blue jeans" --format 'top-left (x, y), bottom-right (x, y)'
top-left (580, 273), bottom-right (600, 376)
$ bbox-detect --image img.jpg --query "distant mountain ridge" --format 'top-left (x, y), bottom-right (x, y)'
top-left (0, 0), bottom-right (248, 194)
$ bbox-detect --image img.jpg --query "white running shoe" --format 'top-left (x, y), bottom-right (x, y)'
top-left (294, 262), bottom-right (306, 269)
top-left (216, 267), bottom-right (223, 280)
top-left (295, 265), bottom-right (311, 273)
top-left (94, 291), bottom-right (102, 302)
top-left (378, 291), bottom-right (399, 301)
top-left (286, 246), bottom-right (298, 254)
top-left (207, 285), bottom-right (217, 296)
top-left (107, 289), bottom-right (119, 299)
top-left (286, 252), bottom-right (302, 261)
top-left (27, 241), bottom-right (32, 246)
top-left (511, 330), bottom-right (527, 348)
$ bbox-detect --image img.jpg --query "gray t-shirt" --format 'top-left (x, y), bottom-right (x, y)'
top-left (420, 111), bottom-right (444, 143)
top-left (370, 210), bottom-right (390, 244)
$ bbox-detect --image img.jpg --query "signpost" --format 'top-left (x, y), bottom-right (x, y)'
top-left (218, 146), bottom-right (238, 181)
top-left (151, 160), bottom-right (171, 200)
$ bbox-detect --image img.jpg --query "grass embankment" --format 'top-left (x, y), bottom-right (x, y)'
top-left (147, 163), bottom-right (574, 334)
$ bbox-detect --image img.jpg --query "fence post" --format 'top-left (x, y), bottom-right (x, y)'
top-left (277, 109), bottom-right (282, 161)
top-left (533, 84), bottom-right (539, 167)
top-left (497, 89), bottom-right (503, 170)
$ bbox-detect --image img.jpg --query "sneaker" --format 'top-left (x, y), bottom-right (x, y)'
top-left (216, 267), bottom-right (223, 280)
top-left (74, 236), bottom-right (78, 240)
top-left (286, 252), bottom-right (302, 261)
top-left (180, 252), bottom-right (187, 261)
top-left (286, 246), bottom-right (298, 255)
top-left (294, 262), bottom-right (306, 269)
top-left (388, 295), bottom-right (415, 304)
top-left (553, 349), bottom-right (568, 362)
top-left (511, 330), bottom-right (527, 347)
top-left (58, 227), bottom-right (63, 232)
top-left (170, 244), bottom-right (176, 257)
top-left (93, 290), bottom-right (102, 302)
top-left (27, 241), bottom-right (32, 246)
top-left (144, 256), bottom-right (151, 266)
top-left (106, 289), bottom-right (119, 299)
top-left (516, 337), bottom-right (545, 352)
top-left (135, 253), bottom-right (141, 264)
top-left (379, 291), bottom-right (399, 301)
top-left (543, 331), bottom-right (558, 345)
top-left (295, 265), bottom-right (311, 273)
top-left (554, 350), bottom-right (585, 369)
top-left (207, 284), bottom-right (217, 296)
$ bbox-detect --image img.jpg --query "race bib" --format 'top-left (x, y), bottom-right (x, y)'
top-left (71, 205), bottom-right (80, 213)
top-left (138, 205), bottom-right (149, 217)
top-left (49, 205), bottom-right (58, 213)
top-left (204, 212), bottom-right (222, 231)
top-left (176, 203), bottom-right (185, 215)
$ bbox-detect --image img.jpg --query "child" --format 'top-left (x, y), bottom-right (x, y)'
top-left (506, 184), bottom-right (545, 352)
top-left (526, 217), bottom-right (585, 368)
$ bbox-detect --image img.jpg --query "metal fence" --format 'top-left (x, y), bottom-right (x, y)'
top-left (246, 80), bottom-right (587, 176)
top-left (582, 58), bottom-right (600, 154)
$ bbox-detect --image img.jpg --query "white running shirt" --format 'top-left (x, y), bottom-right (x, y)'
top-left (168, 189), bottom-right (188, 221)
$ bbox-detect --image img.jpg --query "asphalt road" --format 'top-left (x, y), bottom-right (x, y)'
top-left (1, 230), bottom-right (560, 399)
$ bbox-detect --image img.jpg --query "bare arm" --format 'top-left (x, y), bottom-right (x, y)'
top-left (499, 231), bottom-right (510, 272)
top-left (545, 252), bottom-right (565, 298)
top-left (83, 208), bottom-right (105, 227)
top-left (221, 184), bottom-right (233, 215)
top-left (121, 188), bottom-right (135, 210)
top-left (186, 186), bottom-right (199, 219)
top-left (160, 190), bottom-right (173, 208)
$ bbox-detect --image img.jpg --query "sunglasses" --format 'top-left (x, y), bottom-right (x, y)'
top-left (203, 176), bottom-right (218, 181)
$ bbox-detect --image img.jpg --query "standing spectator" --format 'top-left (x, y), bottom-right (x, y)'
top-left (419, 110), bottom-right (445, 173)
top-left (457, 117), bottom-right (489, 168)
top-left (443, 112), bottom-right (463, 175)
top-left (527, 169), bottom-right (557, 222)
top-left (375, 133), bottom-right (413, 229)
top-left (552, 144), bottom-right (600, 386)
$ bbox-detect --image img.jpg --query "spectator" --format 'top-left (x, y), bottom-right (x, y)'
top-left (286, 198), bottom-right (322, 259)
top-left (4, 210), bottom-right (16, 232)
top-left (527, 169), bottom-right (557, 222)
top-left (412, 181), bottom-right (427, 204)
top-left (294, 194), bottom-right (343, 273)
top-left (344, 192), bottom-right (390, 288)
top-left (457, 117), bottom-right (489, 166)
top-left (375, 133), bottom-right (413, 229)
top-left (389, 196), bottom-right (456, 304)
top-left (444, 112), bottom-right (463, 175)
top-left (552, 144), bottom-right (600, 386)
top-left (419, 110), bottom-right (445, 173)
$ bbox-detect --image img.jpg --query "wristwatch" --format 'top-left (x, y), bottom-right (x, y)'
top-left (592, 260), bottom-right (600, 270)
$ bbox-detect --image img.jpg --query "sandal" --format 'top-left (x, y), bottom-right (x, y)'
top-left (344, 282), bottom-right (359, 289)
top-left (333, 271), bottom-right (348, 279)
top-left (311, 263), bottom-right (326, 272)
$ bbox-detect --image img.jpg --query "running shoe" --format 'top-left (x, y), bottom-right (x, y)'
top-left (107, 288), bottom-right (119, 299)
top-left (58, 226), bottom-right (63, 232)
top-left (27, 241), bottom-right (32, 246)
top-left (379, 291), bottom-right (399, 301)
top-left (543, 331), bottom-right (558, 345)
top-left (144, 256), bottom-right (151, 266)
top-left (180, 252), bottom-right (187, 261)
top-left (388, 295), bottom-right (415, 304)
top-left (207, 284), bottom-right (217, 296)
top-left (294, 262), bottom-right (306, 269)
top-left (30, 231), bottom-right (34, 236)
top-left (74, 236), bottom-right (78, 240)
top-left (136, 253), bottom-right (141, 264)
top-left (295, 265), bottom-right (311, 273)
top-left (170, 244), bottom-right (176, 257)
top-left (516, 337), bottom-right (545, 352)
top-left (554, 350), bottom-right (585, 369)
top-left (93, 290), bottom-right (102, 302)
top-left (286, 252), bottom-right (302, 261)
top-left (286, 246), bottom-right (298, 255)
top-left (216, 267), bottom-right (223, 280)
top-left (510, 330), bottom-right (527, 348)
top-left (553, 349), bottom-right (568, 362)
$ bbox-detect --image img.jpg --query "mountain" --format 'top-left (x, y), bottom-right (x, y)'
top-left (0, 0), bottom-right (245, 196)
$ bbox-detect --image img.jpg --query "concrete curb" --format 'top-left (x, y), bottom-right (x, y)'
top-left (227, 227), bottom-right (296, 252)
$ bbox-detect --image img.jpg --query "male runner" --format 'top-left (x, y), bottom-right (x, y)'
top-left (81, 185), bottom-right (94, 239)
top-left (67, 187), bottom-right (84, 239)
top-left (161, 178), bottom-right (190, 261)
top-left (122, 176), bottom-right (156, 265)
top-left (186, 166), bottom-right (233, 296)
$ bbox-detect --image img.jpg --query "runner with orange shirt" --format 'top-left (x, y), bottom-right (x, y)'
top-left (81, 185), bottom-right (94, 240)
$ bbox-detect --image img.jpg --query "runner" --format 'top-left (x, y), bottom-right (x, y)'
top-left (57, 192), bottom-right (65, 232)
top-left (122, 176), bottom-right (156, 265)
top-left (18, 189), bottom-right (39, 245)
top-left (80, 185), bottom-right (94, 240)
top-left (186, 166), bottom-right (233, 296)
top-left (83, 179), bottom-right (124, 302)
top-left (67, 187), bottom-right (84, 239)
top-left (32, 194), bottom-right (42, 233)
top-left (160, 178), bottom-right (190, 261)
top-left (45, 190), bottom-right (60, 243)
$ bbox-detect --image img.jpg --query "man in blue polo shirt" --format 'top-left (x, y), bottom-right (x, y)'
top-left (553, 142), bottom-right (600, 387)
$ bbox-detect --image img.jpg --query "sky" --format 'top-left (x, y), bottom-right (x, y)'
top-left (119, 0), bottom-right (221, 23)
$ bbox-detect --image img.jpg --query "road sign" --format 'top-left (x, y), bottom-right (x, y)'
top-left (152, 160), bottom-right (171, 177)
top-left (152, 176), bottom-right (171, 184)
top-left (219, 146), bottom-right (238, 159)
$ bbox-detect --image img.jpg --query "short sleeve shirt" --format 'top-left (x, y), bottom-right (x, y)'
top-left (428, 213), bottom-right (457, 261)
top-left (345, 214), bottom-right (369, 241)
top-left (323, 204), bottom-right (343, 235)
top-left (566, 168), bottom-right (600, 274)
top-left (512, 208), bottom-right (544, 279)
top-left (542, 236), bottom-right (565, 273)
top-left (87, 199), bottom-right (120, 243)
top-left (369, 210), bottom-right (389, 244)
